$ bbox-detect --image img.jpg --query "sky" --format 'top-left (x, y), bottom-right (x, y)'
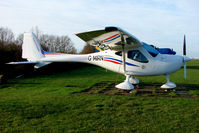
top-left (0, 0), bottom-right (198, 57)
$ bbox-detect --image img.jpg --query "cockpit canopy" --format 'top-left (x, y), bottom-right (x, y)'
top-left (114, 41), bottom-right (176, 64)
top-left (142, 42), bottom-right (159, 57)
top-left (142, 42), bottom-right (176, 55)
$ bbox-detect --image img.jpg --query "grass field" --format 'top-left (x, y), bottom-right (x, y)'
top-left (0, 61), bottom-right (199, 132)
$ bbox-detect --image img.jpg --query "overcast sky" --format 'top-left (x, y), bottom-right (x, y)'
top-left (0, 0), bottom-right (198, 57)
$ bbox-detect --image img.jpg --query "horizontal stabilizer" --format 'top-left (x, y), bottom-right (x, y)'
top-left (7, 61), bottom-right (52, 69)
top-left (7, 61), bottom-right (38, 65)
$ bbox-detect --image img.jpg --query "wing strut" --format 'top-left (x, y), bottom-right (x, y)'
top-left (115, 32), bottom-right (134, 90)
top-left (121, 32), bottom-right (126, 73)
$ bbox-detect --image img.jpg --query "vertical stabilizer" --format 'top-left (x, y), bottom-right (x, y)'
top-left (22, 33), bottom-right (45, 61)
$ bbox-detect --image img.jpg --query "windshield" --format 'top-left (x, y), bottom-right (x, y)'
top-left (142, 42), bottom-right (159, 57)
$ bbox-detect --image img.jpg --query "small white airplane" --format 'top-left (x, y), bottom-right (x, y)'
top-left (9, 26), bottom-right (192, 90)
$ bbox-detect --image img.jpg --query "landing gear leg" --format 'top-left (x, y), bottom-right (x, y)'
top-left (116, 75), bottom-right (134, 90)
top-left (161, 74), bottom-right (176, 89)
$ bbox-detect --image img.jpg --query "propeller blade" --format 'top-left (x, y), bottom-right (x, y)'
top-left (184, 62), bottom-right (186, 80)
top-left (183, 35), bottom-right (186, 56)
top-left (183, 35), bottom-right (190, 80)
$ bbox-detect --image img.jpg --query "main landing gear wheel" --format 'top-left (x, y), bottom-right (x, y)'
top-left (129, 76), bottom-right (139, 85)
top-left (161, 74), bottom-right (176, 89)
top-left (116, 75), bottom-right (134, 90)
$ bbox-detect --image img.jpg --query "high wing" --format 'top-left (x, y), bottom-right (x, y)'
top-left (76, 26), bottom-right (142, 50)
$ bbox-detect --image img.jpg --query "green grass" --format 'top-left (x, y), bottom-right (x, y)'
top-left (0, 61), bottom-right (199, 132)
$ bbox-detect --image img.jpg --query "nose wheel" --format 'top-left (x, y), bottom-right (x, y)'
top-left (161, 74), bottom-right (176, 89)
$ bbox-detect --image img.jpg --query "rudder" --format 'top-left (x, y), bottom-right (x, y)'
top-left (22, 33), bottom-right (45, 61)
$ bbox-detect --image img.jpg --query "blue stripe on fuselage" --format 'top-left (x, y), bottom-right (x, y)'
top-left (104, 57), bottom-right (139, 67)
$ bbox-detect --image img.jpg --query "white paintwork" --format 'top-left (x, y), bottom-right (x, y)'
top-left (9, 28), bottom-right (192, 90)
top-left (115, 75), bottom-right (134, 90)
top-left (161, 82), bottom-right (176, 89)
top-left (37, 49), bottom-right (184, 76)
top-left (22, 33), bottom-right (45, 61)
top-left (161, 75), bottom-right (176, 89)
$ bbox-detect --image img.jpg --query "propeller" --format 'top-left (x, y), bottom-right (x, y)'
top-left (183, 35), bottom-right (186, 56)
top-left (183, 35), bottom-right (186, 80)
top-left (183, 35), bottom-right (192, 80)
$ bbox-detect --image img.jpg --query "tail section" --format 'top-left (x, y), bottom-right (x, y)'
top-left (22, 33), bottom-right (45, 61)
top-left (8, 32), bottom-right (52, 69)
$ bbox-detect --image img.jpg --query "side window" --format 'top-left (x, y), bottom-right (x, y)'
top-left (115, 51), bottom-right (122, 56)
top-left (128, 50), bottom-right (148, 63)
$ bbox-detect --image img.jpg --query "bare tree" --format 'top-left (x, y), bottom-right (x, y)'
top-left (0, 27), bottom-right (15, 44)
top-left (39, 34), bottom-right (76, 53)
top-left (30, 26), bottom-right (41, 38)
top-left (55, 35), bottom-right (76, 53)
top-left (30, 26), bottom-right (76, 53)
top-left (15, 33), bottom-right (23, 45)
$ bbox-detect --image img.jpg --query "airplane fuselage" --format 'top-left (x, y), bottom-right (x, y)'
top-left (40, 47), bottom-right (183, 76)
